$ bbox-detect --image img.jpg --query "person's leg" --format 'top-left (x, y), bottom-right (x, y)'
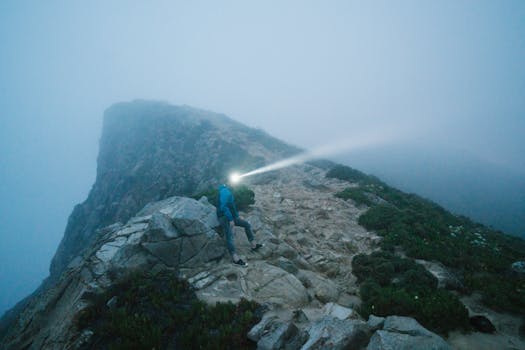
top-left (220, 216), bottom-right (237, 257)
top-left (234, 217), bottom-right (255, 243)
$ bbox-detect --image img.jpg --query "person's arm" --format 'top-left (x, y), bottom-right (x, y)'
top-left (220, 190), bottom-right (234, 221)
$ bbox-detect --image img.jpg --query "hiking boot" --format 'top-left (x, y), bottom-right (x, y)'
top-left (251, 243), bottom-right (264, 252)
top-left (233, 259), bottom-right (248, 267)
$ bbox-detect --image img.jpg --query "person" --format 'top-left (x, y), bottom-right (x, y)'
top-left (217, 183), bottom-right (262, 266)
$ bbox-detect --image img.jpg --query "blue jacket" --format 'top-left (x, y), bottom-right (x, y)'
top-left (218, 184), bottom-right (238, 221)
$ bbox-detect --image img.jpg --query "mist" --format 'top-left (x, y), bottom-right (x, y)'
top-left (1, 1), bottom-right (524, 316)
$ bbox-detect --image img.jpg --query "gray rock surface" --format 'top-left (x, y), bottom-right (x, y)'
top-left (367, 315), bottom-right (385, 330)
top-left (367, 316), bottom-right (452, 350)
top-left (297, 270), bottom-right (340, 303)
top-left (257, 321), bottom-right (299, 350)
top-left (322, 302), bottom-right (356, 320)
top-left (367, 330), bottom-right (451, 350)
top-left (248, 314), bottom-right (280, 342)
top-left (301, 316), bottom-right (370, 350)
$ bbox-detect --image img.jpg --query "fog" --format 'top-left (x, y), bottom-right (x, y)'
top-left (1, 1), bottom-right (524, 316)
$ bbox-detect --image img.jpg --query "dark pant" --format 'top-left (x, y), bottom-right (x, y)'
top-left (219, 216), bottom-right (254, 255)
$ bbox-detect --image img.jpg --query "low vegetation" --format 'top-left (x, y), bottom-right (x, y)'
top-left (328, 165), bottom-right (525, 318)
top-left (335, 187), bottom-right (374, 207)
top-left (194, 185), bottom-right (255, 212)
top-left (76, 270), bottom-right (262, 350)
top-left (353, 251), bottom-right (470, 334)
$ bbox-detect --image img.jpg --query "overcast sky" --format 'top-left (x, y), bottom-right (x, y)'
top-left (1, 0), bottom-right (524, 315)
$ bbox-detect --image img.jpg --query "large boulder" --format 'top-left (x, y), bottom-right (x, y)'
top-left (301, 316), bottom-right (371, 350)
top-left (257, 321), bottom-right (299, 350)
top-left (367, 316), bottom-right (452, 350)
top-left (195, 261), bottom-right (309, 307)
top-left (297, 270), bottom-right (339, 303)
top-left (248, 315), bottom-right (308, 350)
top-left (322, 302), bottom-right (357, 320)
top-left (93, 196), bottom-right (226, 276)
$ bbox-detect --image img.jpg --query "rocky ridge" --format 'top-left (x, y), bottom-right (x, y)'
top-left (2, 101), bottom-right (523, 349)
top-left (50, 100), bottom-right (299, 281)
top-left (1, 163), bottom-right (458, 349)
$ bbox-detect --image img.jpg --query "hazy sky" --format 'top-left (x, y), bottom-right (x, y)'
top-left (1, 1), bottom-right (524, 315)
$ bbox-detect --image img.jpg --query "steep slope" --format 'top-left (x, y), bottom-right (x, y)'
top-left (50, 100), bottom-right (299, 280)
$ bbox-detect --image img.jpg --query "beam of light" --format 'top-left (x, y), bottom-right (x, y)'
top-left (229, 172), bottom-right (242, 184)
top-left (231, 129), bottom-right (401, 182)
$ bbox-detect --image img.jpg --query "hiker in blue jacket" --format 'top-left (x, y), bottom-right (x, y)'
top-left (217, 184), bottom-right (262, 266)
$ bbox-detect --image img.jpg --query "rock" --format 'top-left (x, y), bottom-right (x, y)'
top-left (470, 315), bottom-right (496, 333)
top-left (127, 215), bottom-right (152, 225)
top-left (245, 263), bottom-right (309, 307)
top-left (275, 242), bottom-right (298, 260)
top-left (367, 330), bottom-right (451, 350)
top-left (111, 243), bottom-right (157, 272)
top-left (270, 213), bottom-right (294, 226)
top-left (138, 196), bottom-right (219, 229)
top-left (180, 235), bottom-right (226, 267)
top-left (382, 316), bottom-right (435, 337)
top-left (248, 314), bottom-right (279, 342)
top-left (415, 259), bottom-right (464, 291)
top-left (115, 222), bottom-right (149, 237)
top-left (367, 315), bottom-right (385, 331)
top-left (511, 261), bottom-right (525, 275)
top-left (293, 309), bottom-right (309, 323)
top-left (106, 296), bottom-right (118, 309)
top-left (257, 321), bottom-right (299, 350)
top-left (142, 240), bottom-right (181, 267)
top-left (337, 293), bottom-right (362, 309)
top-left (297, 270), bottom-right (339, 303)
top-left (322, 302), bottom-right (356, 320)
top-left (301, 316), bottom-right (370, 350)
top-left (367, 316), bottom-right (452, 350)
top-left (96, 237), bottom-right (127, 263)
top-left (276, 257), bottom-right (299, 274)
top-left (284, 328), bottom-right (309, 350)
top-left (188, 271), bottom-right (218, 290)
top-left (145, 212), bottom-right (179, 240)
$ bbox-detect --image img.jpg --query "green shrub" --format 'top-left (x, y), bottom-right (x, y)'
top-left (335, 187), bottom-right (374, 206)
top-left (360, 284), bottom-right (469, 335)
top-left (352, 252), bottom-right (437, 291)
top-left (194, 185), bottom-right (255, 212)
top-left (76, 270), bottom-right (262, 350)
top-left (353, 252), bottom-right (469, 334)
top-left (329, 164), bottom-right (525, 315)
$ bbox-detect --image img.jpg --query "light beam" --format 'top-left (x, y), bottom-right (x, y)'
top-left (232, 129), bottom-right (401, 182)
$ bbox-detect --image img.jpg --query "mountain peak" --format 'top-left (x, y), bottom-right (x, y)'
top-left (49, 100), bottom-right (299, 280)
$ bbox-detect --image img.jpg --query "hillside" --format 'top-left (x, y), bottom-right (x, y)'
top-left (1, 101), bottom-right (524, 349)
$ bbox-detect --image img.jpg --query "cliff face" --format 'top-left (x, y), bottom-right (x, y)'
top-left (50, 100), bottom-right (299, 280)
